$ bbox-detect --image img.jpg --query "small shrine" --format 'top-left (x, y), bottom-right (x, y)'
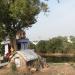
top-left (1, 30), bottom-right (48, 72)
top-left (1, 30), bottom-right (30, 57)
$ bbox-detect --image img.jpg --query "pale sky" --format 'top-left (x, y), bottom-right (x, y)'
top-left (26, 0), bottom-right (75, 41)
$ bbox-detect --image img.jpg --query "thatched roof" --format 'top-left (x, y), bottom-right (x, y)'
top-left (15, 49), bottom-right (38, 61)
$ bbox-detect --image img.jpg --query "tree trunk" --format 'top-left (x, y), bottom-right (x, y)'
top-left (10, 37), bottom-right (17, 54)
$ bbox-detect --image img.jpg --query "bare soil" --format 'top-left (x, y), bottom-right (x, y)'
top-left (0, 63), bottom-right (75, 75)
top-left (33, 63), bottom-right (75, 75)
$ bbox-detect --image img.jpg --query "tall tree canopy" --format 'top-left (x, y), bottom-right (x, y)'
top-left (0, 0), bottom-right (48, 51)
top-left (0, 0), bottom-right (48, 38)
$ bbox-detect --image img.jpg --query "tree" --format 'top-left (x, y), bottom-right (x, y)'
top-left (36, 40), bottom-right (48, 53)
top-left (0, 0), bottom-right (48, 53)
top-left (48, 36), bottom-right (67, 53)
top-left (28, 42), bottom-right (36, 50)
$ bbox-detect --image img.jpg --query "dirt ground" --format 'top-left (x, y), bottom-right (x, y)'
top-left (33, 63), bottom-right (75, 75)
top-left (0, 63), bottom-right (75, 75)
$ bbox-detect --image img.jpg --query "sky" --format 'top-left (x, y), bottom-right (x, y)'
top-left (26, 0), bottom-right (75, 41)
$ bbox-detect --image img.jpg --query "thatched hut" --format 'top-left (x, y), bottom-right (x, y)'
top-left (10, 49), bottom-right (39, 72)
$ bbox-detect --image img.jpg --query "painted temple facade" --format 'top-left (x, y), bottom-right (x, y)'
top-left (1, 30), bottom-right (30, 56)
top-left (0, 30), bottom-right (47, 71)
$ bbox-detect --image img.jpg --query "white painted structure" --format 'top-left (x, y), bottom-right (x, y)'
top-left (32, 41), bottom-right (39, 45)
top-left (1, 40), bottom-right (10, 56)
top-left (67, 36), bottom-right (72, 43)
top-left (5, 44), bottom-right (9, 55)
top-left (11, 49), bottom-right (38, 68)
top-left (1, 38), bottom-right (30, 56)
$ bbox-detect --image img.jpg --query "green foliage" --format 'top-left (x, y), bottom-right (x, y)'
top-left (36, 40), bottom-right (48, 53)
top-left (0, 34), bottom-right (4, 56)
top-left (0, 0), bottom-right (48, 52)
top-left (0, 45), bottom-right (4, 56)
top-left (70, 36), bottom-right (75, 43)
top-left (28, 42), bottom-right (36, 49)
top-left (35, 36), bottom-right (75, 54)
top-left (70, 36), bottom-right (75, 49)
top-left (0, 0), bottom-right (48, 38)
top-left (48, 37), bottom-right (65, 53)
top-left (46, 56), bottom-right (75, 63)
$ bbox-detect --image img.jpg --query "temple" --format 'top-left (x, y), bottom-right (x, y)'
top-left (0, 30), bottom-right (47, 71)
top-left (1, 30), bottom-right (29, 56)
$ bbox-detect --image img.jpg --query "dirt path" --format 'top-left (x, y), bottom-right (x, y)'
top-left (0, 63), bottom-right (75, 75)
top-left (33, 63), bottom-right (75, 75)
top-left (0, 67), bottom-right (9, 75)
